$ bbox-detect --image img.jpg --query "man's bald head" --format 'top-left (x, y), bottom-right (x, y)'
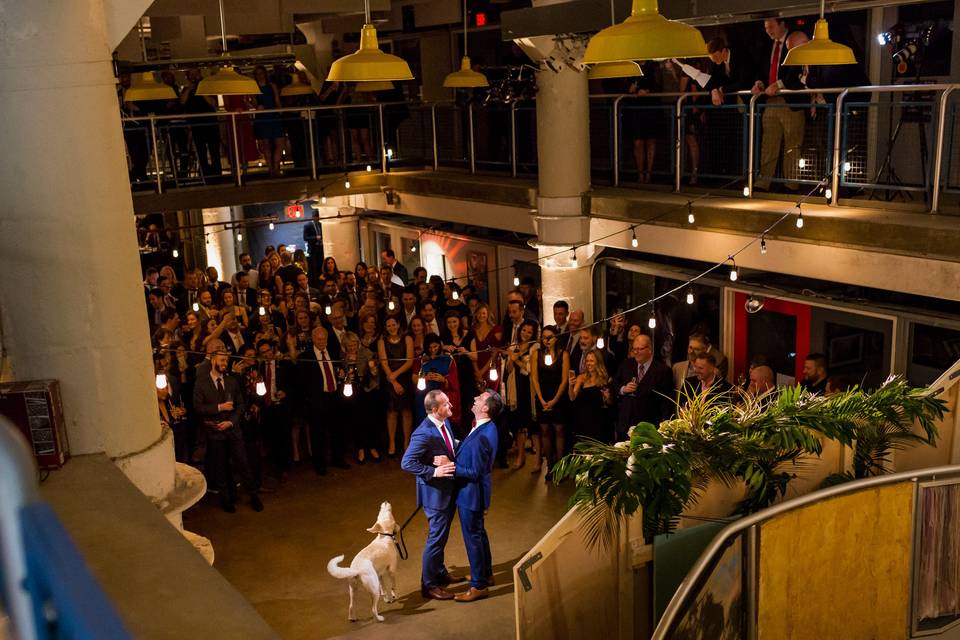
top-left (749, 365), bottom-right (775, 395)
top-left (786, 30), bottom-right (810, 49)
top-left (205, 338), bottom-right (225, 356)
top-left (567, 309), bottom-right (584, 332)
top-left (632, 334), bottom-right (653, 364)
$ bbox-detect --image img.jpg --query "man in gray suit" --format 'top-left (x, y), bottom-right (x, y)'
top-left (193, 350), bottom-right (263, 513)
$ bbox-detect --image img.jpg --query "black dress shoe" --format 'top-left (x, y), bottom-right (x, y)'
top-left (250, 494), bottom-right (264, 512)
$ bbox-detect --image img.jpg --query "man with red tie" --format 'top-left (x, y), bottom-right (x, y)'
top-left (401, 390), bottom-right (464, 601)
top-left (753, 18), bottom-right (807, 192)
top-left (298, 326), bottom-right (349, 475)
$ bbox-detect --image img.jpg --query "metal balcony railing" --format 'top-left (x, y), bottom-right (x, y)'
top-left (121, 83), bottom-right (960, 212)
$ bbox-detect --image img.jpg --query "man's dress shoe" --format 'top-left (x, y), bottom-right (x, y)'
top-left (454, 587), bottom-right (489, 602)
top-left (421, 586), bottom-right (455, 600)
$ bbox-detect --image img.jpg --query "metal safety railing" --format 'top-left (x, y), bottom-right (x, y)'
top-left (0, 418), bottom-right (130, 639)
top-left (652, 464), bottom-right (960, 640)
top-left (121, 83), bottom-right (959, 212)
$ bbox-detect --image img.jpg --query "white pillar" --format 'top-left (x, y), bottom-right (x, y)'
top-left (0, 0), bottom-right (173, 500)
top-left (320, 207), bottom-right (362, 268)
top-left (203, 206), bottom-right (238, 280)
top-left (533, 50), bottom-right (594, 323)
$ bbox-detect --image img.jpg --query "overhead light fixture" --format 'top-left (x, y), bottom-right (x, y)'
top-left (444, 0), bottom-right (489, 88)
top-left (587, 61), bottom-right (644, 80)
top-left (327, 0), bottom-right (414, 83)
top-left (197, 0), bottom-right (261, 95)
top-left (124, 72), bottom-right (177, 101)
top-left (583, 0), bottom-right (707, 64)
top-left (123, 20), bottom-right (176, 101)
top-left (280, 71), bottom-right (315, 97)
top-left (782, 0), bottom-right (857, 66)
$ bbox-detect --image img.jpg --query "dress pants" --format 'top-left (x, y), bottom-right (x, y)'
top-left (459, 507), bottom-right (492, 589)
top-left (308, 392), bottom-right (345, 471)
top-left (422, 503), bottom-right (456, 590)
top-left (206, 425), bottom-right (256, 501)
top-left (263, 401), bottom-right (292, 474)
top-left (756, 97), bottom-right (805, 190)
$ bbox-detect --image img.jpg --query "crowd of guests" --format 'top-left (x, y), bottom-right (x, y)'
top-left (146, 242), bottom-right (839, 511)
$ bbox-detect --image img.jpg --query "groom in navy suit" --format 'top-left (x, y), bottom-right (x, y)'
top-left (450, 390), bottom-right (502, 602)
top-left (401, 390), bottom-right (463, 600)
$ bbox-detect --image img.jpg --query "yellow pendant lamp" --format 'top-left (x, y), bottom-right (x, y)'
top-left (280, 73), bottom-right (316, 96)
top-left (782, 0), bottom-right (857, 66)
top-left (587, 61), bottom-right (643, 80)
top-left (123, 19), bottom-right (176, 101)
top-left (124, 72), bottom-right (177, 101)
top-left (197, 0), bottom-right (261, 96)
top-left (327, 0), bottom-right (414, 82)
top-left (443, 0), bottom-right (488, 88)
top-left (583, 0), bottom-right (707, 64)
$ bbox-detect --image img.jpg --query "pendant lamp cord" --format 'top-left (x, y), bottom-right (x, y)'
top-left (463, 0), bottom-right (469, 55)
top-left (138, 17), bottom-right (148, 62)
top-left (364, 0), bottom-right (371, 25)
top-left (218, 0), bottom-right (228, 53)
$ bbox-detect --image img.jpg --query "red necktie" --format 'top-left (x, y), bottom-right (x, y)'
top-left (320, 352), bottom-right (335, 392)
top-left (768, 40), bottom-right (781, 88)
top-left (440, 422), bottom-right (454, 457)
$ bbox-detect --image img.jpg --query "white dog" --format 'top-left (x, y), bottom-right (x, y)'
top-left (327, 501), bottom-right (400, 622)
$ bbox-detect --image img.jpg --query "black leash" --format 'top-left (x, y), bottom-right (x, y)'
top-left (385, 505), bottom-right (422, 561)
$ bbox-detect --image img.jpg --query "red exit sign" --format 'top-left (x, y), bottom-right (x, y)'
top-left (285, 204), bottom-right (304, 219)
top-left (475, 11), bottom-right (487, 27)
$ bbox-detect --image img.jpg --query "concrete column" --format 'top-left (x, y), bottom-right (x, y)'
top-left (533, 48), bottom-right (594, 324)
top-left (319, 206), bottom-right (362, 268)
top-left (0, 1), bottom-right (173, 500)
top-left (203, 206), bottom-right (238, 280)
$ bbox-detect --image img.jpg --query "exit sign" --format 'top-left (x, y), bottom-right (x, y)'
top-left (475, 11), bottom-right (487, 27)
top-left (285, 204), bottom-right (304, 219)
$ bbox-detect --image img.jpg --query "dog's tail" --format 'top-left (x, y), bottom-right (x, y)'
top-left (327, 555), bottom-right (380, 587)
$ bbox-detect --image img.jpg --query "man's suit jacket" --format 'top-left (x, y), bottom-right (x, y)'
top-left (392, 261), bottom-right (409, 285)
top-left (455, 420), bottom-right (498, 512)
top-left (296, 344), bottom-right (342, 409)
top-left (192, 370), bottom-right (244, 429)
top-left (570, 343), bottom-right (616, 376)
top-left (260, 357), bottom-right (296, 405)
top-left (222, 329), bottom-right (250, 357)
top-left (705, 49), bottom-right (756, 100)
top-left (613, 358), bottom-right (675, 435)
top-left (402, 417), bottom-right (458, 510)
top-left (234, 287), bottom-right (257, 312)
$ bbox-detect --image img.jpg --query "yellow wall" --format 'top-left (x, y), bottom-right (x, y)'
top-left (758, 483), bottom-right (914, 640)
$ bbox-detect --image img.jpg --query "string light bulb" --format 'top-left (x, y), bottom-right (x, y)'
top-left (366, 164), bottom-right (372, 172)
top-left (596, 336), bottom-right (605, 349)
top-left (513, 274), bottom-right (520, 287)
top-left (417, 376), bottom-right (427, 391)
top-left (729, 259), bottom-right (739, 282)
top-left (321, 194), bottom-right (327, 204)
top-left (256, 381), bottom-right (267, 396)
top-left (544, 353), bottom-right (554, 367)
top-left (489, 368), bottom-right (498, 382)
top-left (325, 304), bottom-right (333, 315)
top-left (687, 202), bottom-right (695, 224)
top-left (452, 289), bottom-right (460, 301)
top-left (824, 187), bottom-right (833, 200)
top-left (345, 179), bottom-right (351, 189)
top-left (570, 248), bottom-right (578, 269)
top-left (843, 161), bottom-right (851, 172)
top-left (798, 158), bottom-right (807, 169)
top-left (387, 300), bottom-right (396, 311)
top-left (269, 222), bottom-right (275, 230)
top-left (155, 373), bottom-right (168, 389)
top-left (648, 315), bottom-right (656, 329)
top-left (411, 243), bottom-right (417, 253)
top-left (631, 228), bottom-right (639, 248)
top-left (343, 382), bottom-right (354, 397)
top-left (686, 289), bottom-right (694, 305)
top-left (796, 211), bottom-right (804, 229)
top-left (192, 302), bottom-right (200, 312)
top-left (386, 148), bottom-right (394, 159)
top-left (760, 237), bottom-right (767, 255)
top-left (259, 305), bottom-right (266, 316)
top-left (237, 232), bottom-right (243, 242)
top-left (743, 186), bottom-right (750, 197)
top-left (172, 249), bottom-right (179, 258)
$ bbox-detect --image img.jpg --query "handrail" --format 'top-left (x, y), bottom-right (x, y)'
top-left (652, 463), bottom-right (960, 639)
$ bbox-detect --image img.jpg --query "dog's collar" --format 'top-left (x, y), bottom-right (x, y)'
top-left (378, 532), bottom-right (397, 538)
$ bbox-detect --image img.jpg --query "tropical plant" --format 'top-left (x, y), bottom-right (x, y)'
top-left (551, 376), bottom-right (946, 550)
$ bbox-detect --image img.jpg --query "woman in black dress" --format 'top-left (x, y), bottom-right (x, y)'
top-left (504, 319), bottom-right (538, 469)
top-left (623, 61), bottom-right (663, 184)
top-left (569, 349), bottom-right (614, 445)
top-left (378, 316), bottom-right (414, 455)
top-left (530, 325), bottom-right (570, 479)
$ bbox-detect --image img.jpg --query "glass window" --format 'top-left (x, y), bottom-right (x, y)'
top-left (908, 323), bottom-right (960, 387)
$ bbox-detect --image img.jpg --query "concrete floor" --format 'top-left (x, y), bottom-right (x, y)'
top-left (187, 455), bottom-right (572, 640)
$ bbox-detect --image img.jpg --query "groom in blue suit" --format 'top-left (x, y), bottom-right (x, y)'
top-left (401, 390), bottom-right (463, 600)
top-left (450, 390), bottom-right (502, 602)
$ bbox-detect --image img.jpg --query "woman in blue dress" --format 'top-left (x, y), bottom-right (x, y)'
top-left (251, 65), bottom-right (285, 177)
top-left (413, 334), bottom-right (461, 429)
